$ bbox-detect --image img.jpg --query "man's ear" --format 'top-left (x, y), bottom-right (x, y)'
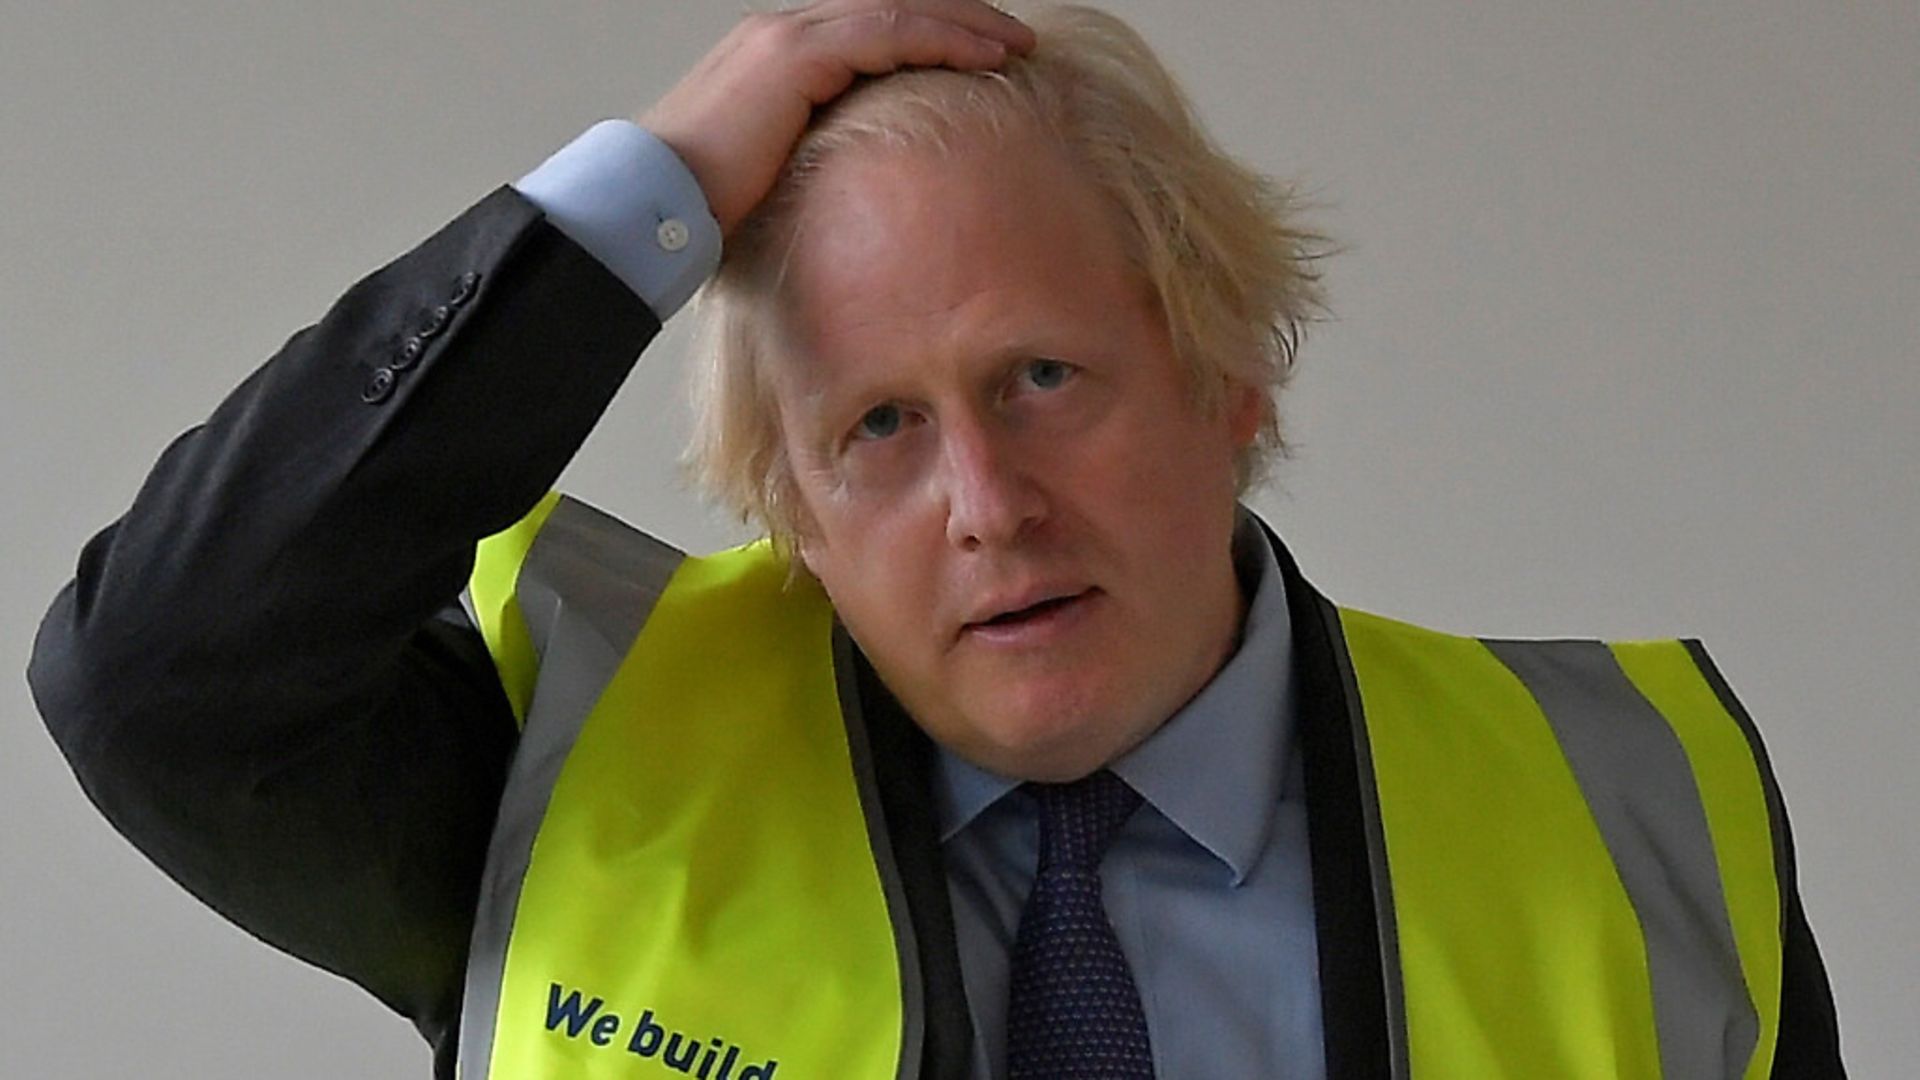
top-left (1225, 379), bottom-right (1267, 449)
top-left (787, 519), bottom-right (826, 582)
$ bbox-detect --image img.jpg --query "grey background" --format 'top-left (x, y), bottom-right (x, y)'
top-left (4, 2), bottom-right (1912, 1075)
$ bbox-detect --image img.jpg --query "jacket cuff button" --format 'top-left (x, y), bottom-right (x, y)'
top-left (451, 271), bottom-right (481, 306)
top-left (362, 366), bottom-right (397, 403)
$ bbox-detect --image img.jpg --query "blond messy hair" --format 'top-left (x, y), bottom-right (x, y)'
top-left (685, 2), bottom-right (1331, 548)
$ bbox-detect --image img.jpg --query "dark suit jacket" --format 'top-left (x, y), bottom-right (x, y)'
top-left (29, 189), bottom-right (1845, 1077)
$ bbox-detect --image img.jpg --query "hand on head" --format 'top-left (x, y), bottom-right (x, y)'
top-left (637, 0), bottom-right (1036, 236)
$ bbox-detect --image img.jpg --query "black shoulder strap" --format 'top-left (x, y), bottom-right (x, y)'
top-left (1265, 520), bottom-right (1402, 1080)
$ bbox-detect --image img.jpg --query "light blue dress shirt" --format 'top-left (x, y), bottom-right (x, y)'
top-left (513, 126), bottom-right (1328, 1076)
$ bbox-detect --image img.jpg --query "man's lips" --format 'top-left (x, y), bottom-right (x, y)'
top-left (959, 587), bottom-right (1100, 643)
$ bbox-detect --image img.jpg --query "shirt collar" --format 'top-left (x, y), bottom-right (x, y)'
top-left (932, 507), bottom-right (1298, 885)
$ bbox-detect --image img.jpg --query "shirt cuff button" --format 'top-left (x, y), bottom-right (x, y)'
top-left (655, 217), bottom-right (690, 253)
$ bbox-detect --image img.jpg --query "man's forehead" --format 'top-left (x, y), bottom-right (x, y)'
top-left (779, 134), bottom-right (1135, 302)
top-left (789, 127), bottom-right (1029, 230)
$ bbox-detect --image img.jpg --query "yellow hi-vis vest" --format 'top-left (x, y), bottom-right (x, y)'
top-left (457, 494), bottom-right (1787, 1080)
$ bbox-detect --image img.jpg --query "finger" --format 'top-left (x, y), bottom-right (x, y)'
top-left (802, 0), bottom-right (1035, 54)
top-left (800, 10), bottom-right (1019, 89)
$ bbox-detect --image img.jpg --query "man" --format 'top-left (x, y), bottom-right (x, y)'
top-left (29, 1), bottom-right (1843, 1077)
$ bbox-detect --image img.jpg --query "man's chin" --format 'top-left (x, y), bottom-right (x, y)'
top-left (936, 693), bottom-right (1148, 782)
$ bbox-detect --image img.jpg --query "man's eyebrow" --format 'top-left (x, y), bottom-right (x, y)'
top-left (773, 376), bottom-right (847, 445)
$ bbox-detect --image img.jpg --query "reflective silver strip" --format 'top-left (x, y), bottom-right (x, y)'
top-left (832, 627), bottom-right (924, 1080)
top-left (458, 497), bottom-right (686, 1079)
top-left (1484, 639), bottom-right (1759, 1079)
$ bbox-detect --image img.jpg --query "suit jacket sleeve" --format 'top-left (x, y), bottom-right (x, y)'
top-left (27, 186), bottom-right (662, 1071)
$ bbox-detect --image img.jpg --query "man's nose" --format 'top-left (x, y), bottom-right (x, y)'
top-left (938, 416), bottom-right (1046, 551)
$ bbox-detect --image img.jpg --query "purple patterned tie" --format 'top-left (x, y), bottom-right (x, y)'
top-left (1006, 769), bottom-right (1155, 1078)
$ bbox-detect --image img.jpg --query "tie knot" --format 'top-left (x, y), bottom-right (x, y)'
top-left (1026, 769), bottom-right (1142, 872)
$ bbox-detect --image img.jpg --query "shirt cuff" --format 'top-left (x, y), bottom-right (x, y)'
top-left (512, 119), bottom-right (723, 320)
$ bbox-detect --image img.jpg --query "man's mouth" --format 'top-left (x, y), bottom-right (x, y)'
top-left (962, 588), bottom-right (1099, 643)
top-left (979, 593), bottom-right (1082, 626)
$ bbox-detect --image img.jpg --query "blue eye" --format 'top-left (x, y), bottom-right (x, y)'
top-left (855, 404), bottom-right (904, 440)
top-left (1024, 359), bottom-right (1073, 390)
